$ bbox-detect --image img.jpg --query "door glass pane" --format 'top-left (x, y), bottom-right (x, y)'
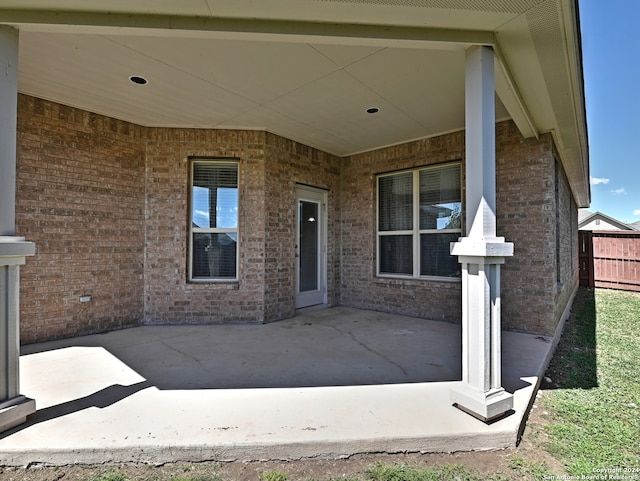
top-left (299, 200), bottom-right (319, 292)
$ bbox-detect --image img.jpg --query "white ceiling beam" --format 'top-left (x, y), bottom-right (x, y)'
top-left (493, 46), bottom-right (538, 139)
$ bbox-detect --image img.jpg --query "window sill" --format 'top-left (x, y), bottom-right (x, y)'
top-left (187, 279), bottom-right (240, 289)
top-left (375, 275), bottom-right (462, 284)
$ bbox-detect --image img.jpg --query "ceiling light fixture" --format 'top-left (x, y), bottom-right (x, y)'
top-left (129, 75), bottom-right (148, 85)
top-left (366, 107), bottom-right (379, 114)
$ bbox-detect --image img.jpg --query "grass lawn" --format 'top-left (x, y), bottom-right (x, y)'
top-left (540, 288), bottom-right (640, 474)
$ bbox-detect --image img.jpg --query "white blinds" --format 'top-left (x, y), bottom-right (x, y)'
top-left (378, 172), bottom-right (413, 232)
top-left (192, 162), bottom-right (238, 229)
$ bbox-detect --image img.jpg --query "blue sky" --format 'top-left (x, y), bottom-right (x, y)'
top-left (579, 0), bottom-right (640, 224)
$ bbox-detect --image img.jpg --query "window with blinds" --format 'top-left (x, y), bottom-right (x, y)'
top-left (189, 160), bottom-right (239, 281)
top-left (377, 162), bottom-right (462, 279)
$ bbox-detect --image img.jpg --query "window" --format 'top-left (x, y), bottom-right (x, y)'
top-left (377, 163), bottom-right (462, 279)
top-left (189, 160), bottom-right (239, 281)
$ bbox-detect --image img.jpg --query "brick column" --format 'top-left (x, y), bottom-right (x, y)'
top-left (449, 46), bottom-right (513, 421)
top-left (0, 26), bottom-right (36, 432)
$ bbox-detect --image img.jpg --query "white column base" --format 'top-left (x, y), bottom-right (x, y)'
top-left (451, 384), bottom-right (513, 422)
top-left (0, 237), bottom-right (36, 433)
top-left (0, 395), bottom-right (35, 432)
top-left (450, 237), bottom-right (513, 422)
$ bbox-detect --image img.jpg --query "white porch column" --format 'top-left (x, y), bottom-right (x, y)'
top-left (449, 46), bottom-right (513, 421)
top-left (0, 26), bottom-right (36, 432)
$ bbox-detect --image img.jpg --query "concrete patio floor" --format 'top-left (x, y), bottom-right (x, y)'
top-left (0, 307), bottom-right (554, 466)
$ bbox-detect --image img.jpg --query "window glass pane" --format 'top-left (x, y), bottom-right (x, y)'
top-left (378, 173), bottom-right (413, 231)
top-left (192, 163), bottom-right (238, 229)
top-left (419, 165), bottom-right (461, 230)
top-left (420, 233), bottom-right (460, 277)
top-left (379, 235), bottom-right (413, 275)
top-left (192, 233), bottom-right (237, 279)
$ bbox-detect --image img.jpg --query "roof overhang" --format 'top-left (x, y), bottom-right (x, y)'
top-left (0, 0), bottom-right (589, 205)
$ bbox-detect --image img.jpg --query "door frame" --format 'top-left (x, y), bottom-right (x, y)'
top-left (295, 184), bottom-right (328, 309)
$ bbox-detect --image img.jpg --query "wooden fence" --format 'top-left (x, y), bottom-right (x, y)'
top-left (579, 230), bottom-right (640, 292)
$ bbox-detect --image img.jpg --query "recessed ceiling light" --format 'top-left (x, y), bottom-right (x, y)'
top-left (366, 107), bottom-right (379, 114)
top-left (129, 75), bottom-right (148, 85)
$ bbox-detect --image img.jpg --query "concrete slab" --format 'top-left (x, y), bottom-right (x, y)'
top-left (0, 307), bottom-right (553, 466)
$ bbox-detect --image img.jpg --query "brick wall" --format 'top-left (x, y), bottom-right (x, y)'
top-left (263, 133), bottom-right (341, 321)
top-left (16, 97), bottom-right (342, 338)
top-left (553, 149), bottom-right (579, 328)
top-left (341, 121), bottom-right (567, 335)
top-left (16, 96), bottom-right (575, 341)
top-left (16, 95), bottom-right (145, 343)
top-left (340, 129), bottom-right (465, 322)
top-left (496, 121), bottom-right (557, 334)
top-left (143, 130), bottom-right (341, 325)
top-left (143, 128), bottom-right (267, 324)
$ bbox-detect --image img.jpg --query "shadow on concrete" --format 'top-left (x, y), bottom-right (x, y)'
top-left (0, 381), bottom-right (153, 440)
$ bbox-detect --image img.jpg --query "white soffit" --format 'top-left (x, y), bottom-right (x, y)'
top-left (18, 30), bottom-right (511, 156)
top-left (495, 0), bottom-right (589, 205)
top-left (4, 0), bottom-right (587, 203)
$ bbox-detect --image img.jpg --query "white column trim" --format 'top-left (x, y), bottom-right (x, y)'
top-left (0, 28), bottom-right (37, 433)
top-left (464, 45), bottom-right (496, 240)
top-left (449, 45), bottom-right (513, 422)
top-left (0, 26), bottom-right (19, 237)
top-left (0, 238), bottom-right (36, 432)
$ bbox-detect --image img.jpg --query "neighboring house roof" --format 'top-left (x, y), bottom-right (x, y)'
top-left (631, 221), bottom-right (640, 231)
top-left (578, 209), bottom-right (638, 231)
top-left (578, 208), bottom-right (595, 224)
top-left (1, 0), bottom-right (588, 205)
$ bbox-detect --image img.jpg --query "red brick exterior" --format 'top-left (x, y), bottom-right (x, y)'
top-left (143, 129), bottom-right (340, 325)
top-left (263, 133), bottom-right (342, 321)
top-left (143, 128), bottom-right (267, 325)
top-left (16, 96), bottom-right (145, 343)
top-left (340, 130), bottom-right (465, 322)
top-left (553, 144), bottom-right (580, 330)
top-left (15, 95), bottom-right (578, 343)
top-left (339, 122), bottom-right (579, 334)
top-left (495, 122), bottom-right (576, 333)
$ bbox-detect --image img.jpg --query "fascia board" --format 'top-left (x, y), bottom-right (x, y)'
top-left (0, 9), bottom-right (494, 49)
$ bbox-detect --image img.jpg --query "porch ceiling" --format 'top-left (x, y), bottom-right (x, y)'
top-left (1, 0), bottom-right (588, 204)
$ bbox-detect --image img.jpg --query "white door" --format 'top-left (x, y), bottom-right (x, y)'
top-left (295, 185), bottom-right (327, 308)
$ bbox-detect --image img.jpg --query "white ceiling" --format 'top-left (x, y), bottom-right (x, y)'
top-left (1, 0), bottom-right (589, 202)
top-left (17, 32), bottom-right (512, 156)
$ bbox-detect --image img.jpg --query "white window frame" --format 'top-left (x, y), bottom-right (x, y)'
top-left (188, 158), bottom-right (239, 282)
top-left (376, 162), bottom-right (462, 281)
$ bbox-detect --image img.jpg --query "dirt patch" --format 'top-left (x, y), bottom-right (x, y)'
top-left (0, 452), bottom-right (512, 481)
